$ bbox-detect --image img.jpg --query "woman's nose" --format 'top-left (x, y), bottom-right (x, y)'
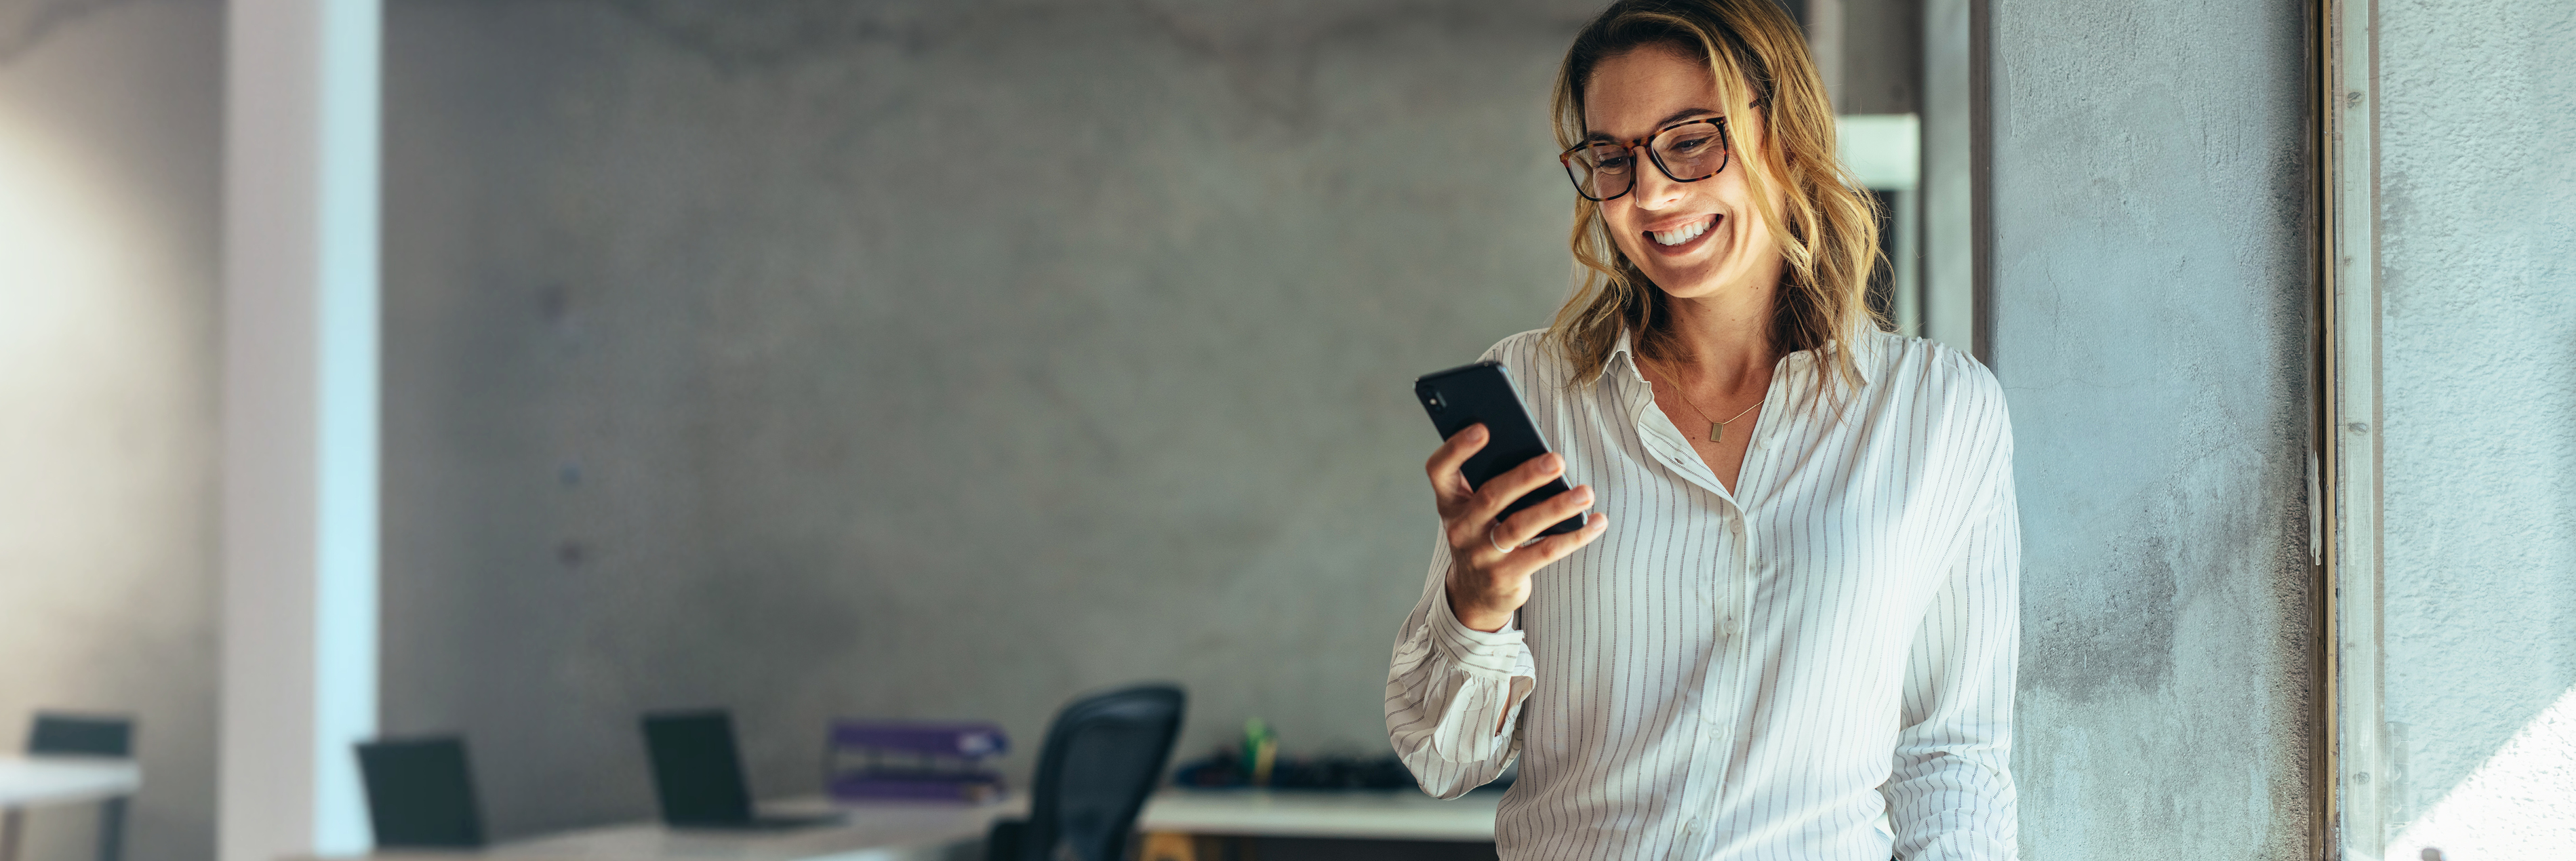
top-left (1630, 153), bottom-right (1685, 209)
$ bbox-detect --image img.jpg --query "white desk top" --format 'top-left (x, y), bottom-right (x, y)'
top-left (1138, 788), bottom-right (1499, 842)
top-left (0, 755), bottom-right (141, 808)
top-left (352, 787), bottom-right (1496, 861)
top-left (466, 799), bottom-right (1016, 861)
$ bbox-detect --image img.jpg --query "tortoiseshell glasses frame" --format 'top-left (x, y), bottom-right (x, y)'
top-left (1558, 116), bottom-right (1738, 203)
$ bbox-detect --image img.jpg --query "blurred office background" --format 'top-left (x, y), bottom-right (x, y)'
top-left (2, 1), bottom-right (2571, 860)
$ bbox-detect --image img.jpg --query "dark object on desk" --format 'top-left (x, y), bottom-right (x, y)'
top-left (825, 719), bottom-right (1009, 802)
top-left (18, 712), bottom-right (136, 861)
top-left (985, 683), bottom-right (1186, 861)
top-left (641, 710), bottom-right (842, 830)
top-left (355, 736), bottom-right (487, 848)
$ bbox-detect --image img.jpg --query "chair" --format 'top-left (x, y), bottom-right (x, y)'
top-left (984, 684), bottom-right (1186, 861)
top-left (19, 713), bottom-right (136, 861)
top-left (355, 736), bottom-right (487, 848)
top-left (27, 715), bottom-right (132, 759)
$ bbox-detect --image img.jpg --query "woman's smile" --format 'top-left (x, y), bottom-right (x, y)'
top-left (1645, 213), bottom-right (1719, 253)
top-left (1581, 44), bottom-right (1777, 299)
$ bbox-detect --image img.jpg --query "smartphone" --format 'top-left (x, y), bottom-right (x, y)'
top-left (1415, 361), bottom-right (1588, 538)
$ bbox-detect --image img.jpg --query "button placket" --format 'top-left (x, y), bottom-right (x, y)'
top-left (1666, 722), bottom-right (1727, 861)
top-left (1682, 649), bottom-right (1739, 861)
top-left (1738, 513), bottom-right (1760, 569)
top-left (1698, 553), bottom-right (1737, 724)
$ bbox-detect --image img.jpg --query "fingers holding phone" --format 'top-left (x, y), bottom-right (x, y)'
top-left (1415, 363), bottom-right (1612, 633)
top-left (1468, 452), bottom-right (1579, 532)
top-left (1441, 470), bottom-right (1608, 633)
top-left (1424, 423), bottom-right (1489, 506)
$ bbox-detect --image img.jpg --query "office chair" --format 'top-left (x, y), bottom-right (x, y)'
top-left (984, 684), bottom-right (1186, 861)
top-left (355, 736), bottom-right (488, 848)
top-left (21, 713), bottom-right (136, 861)
top-left (27, 714), bottom-right (132, 758)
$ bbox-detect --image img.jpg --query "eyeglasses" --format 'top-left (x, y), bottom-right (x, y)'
top-left (1558, 117), bottom-right (1735, 203)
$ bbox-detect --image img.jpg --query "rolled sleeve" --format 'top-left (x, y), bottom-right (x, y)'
top-left (1387, 534), bottom-right (1535, 799)
top-left (1429, 580), bottom-right (1530, 675)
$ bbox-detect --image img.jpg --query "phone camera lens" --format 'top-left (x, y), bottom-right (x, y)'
top-left (1424, 393), bottom-right (1446, 410)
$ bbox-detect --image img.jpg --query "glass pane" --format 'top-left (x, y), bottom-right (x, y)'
top-left (1813, 0), bottom-right (1973, 356)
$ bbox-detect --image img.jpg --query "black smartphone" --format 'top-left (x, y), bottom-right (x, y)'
top-left (1415, 361), bottom-right (1588, 538)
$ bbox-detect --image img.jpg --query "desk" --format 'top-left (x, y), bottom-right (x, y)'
top-left (357, 789), bottom-right (1495, 861)
top-left (396, 799), bottom-right (1020, 861)
top-left (0, 756), bottom-right (142, 861)
top-left (1135, 789), bottom-right (1497, 861)
top-left (1138, 789), bottom-right (1496, 841)
top-left (0, 757), bottom-right (140, 808)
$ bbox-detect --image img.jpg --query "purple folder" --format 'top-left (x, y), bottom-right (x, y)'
top-left (826, 719), bottom-right (1010, 803)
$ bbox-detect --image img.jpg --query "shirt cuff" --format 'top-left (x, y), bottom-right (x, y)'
top-left (1431, 582), bottom-right (1529, 677)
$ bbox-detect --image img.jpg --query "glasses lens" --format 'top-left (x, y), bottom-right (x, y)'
top-left (1565, 143), bottom-right (1634, 201)
top-left (1651, 121), bottom-right (1729, 180)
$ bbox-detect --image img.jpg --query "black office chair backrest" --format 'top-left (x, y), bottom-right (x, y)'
top-left (28, 713), bottom-right (134, 757)
top-left (355, 736), bottom-right (487, 848)
top-left (1014, 684), bottom-right (1186, 861)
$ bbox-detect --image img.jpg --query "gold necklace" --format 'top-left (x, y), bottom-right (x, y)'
top-left (1647, 361), bottom-right (1762, 443)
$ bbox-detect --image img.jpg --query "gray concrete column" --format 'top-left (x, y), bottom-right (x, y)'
top-left (1984, 0), bottom-right (2316, 857)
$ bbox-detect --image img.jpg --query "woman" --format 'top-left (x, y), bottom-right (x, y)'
top-left (1384, 1), bottom-right (2019, 859)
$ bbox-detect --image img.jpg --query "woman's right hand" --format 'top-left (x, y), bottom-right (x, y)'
top-left (1426, 424), bottom-right (1611, 633)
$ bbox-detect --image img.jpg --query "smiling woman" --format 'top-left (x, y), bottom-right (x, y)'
top-left (1548, 0), bottom-right (1885, 395)
top-left (1386, 1), bottom-right (2020, 860)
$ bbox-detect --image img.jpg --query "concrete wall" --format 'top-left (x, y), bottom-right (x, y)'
top-left (1833, 0), bottom-right (1918, 116)
top-left (378, 0), bottom-right (1601, 837)
top-left (2373, 1), bottom-right (2576, 856)
top-left (0, 3), bottom-right (221, 861)
top-left (1984, 0), bottom-right (2316, 858)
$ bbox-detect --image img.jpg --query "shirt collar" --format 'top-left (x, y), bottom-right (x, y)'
top-left (1597, 329), bottom-right (1649, 386)
top-left (1791, 331), bottom-right (1878, 389)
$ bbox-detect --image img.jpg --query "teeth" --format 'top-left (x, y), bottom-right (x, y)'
top-left (1652, 218), bottom-right (1712, 246)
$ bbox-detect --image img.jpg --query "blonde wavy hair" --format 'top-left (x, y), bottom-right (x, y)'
top-left (1545, 0), bottom-right (1886, 394)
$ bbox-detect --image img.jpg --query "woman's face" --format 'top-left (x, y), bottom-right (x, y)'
top-left (1581, 47), bottom-right (1779, 302)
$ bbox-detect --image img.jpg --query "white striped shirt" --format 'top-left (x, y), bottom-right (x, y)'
top-left (1386, 328), bottom-right (2019, 861)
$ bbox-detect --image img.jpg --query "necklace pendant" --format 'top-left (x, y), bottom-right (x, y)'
top-left (1710, 422), bottom-right (1725, 443)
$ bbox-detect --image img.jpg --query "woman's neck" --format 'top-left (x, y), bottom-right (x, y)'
top-left (1651, 281), bottom-right (1777, 395)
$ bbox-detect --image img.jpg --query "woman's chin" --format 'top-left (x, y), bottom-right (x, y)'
top-left (1642, 262), bottom-right (1731, 300)
top-left (1626, 241), bottom-right (1742, 297)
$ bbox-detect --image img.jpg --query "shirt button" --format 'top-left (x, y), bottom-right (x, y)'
top-left (1681, 819), bottom-right (1702, 837)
